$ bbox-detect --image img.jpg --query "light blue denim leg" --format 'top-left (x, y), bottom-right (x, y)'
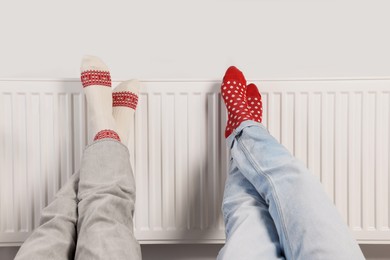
top-left (218, 159), bottom-right (285, 260)
top-left (227, 120), bottom-right (365, 260)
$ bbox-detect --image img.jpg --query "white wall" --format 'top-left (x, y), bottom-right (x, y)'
top-left (1, 0), bottom-right (390, 259)
top-left (0, 0), bottom-right (389, 80)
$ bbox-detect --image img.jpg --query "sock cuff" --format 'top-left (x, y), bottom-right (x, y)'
top-left (93, 129), bottom-right (121, 142)
top-left (81, 70), bottom-right (111, 88)
top-left (113, 91), bottom-right (138, 109)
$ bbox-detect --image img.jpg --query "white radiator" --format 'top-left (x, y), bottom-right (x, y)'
top-left (0, 78), bottom-right (389, 246)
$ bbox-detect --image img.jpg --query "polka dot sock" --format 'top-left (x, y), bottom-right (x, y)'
top-left (112, 79), bottom-right (140, 146)
top-left (246, 83), bottom-right (263, 123)
top-left (221, 66), bottom-right (255, 138)
top-left (80, 55), bottom-right (119, 143)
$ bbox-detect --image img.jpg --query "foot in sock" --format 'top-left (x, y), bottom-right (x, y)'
top-left (246, 83), bottom-right (263, 123)
top-left (80, 55), bottom-right (120, 143)
top-left (112, 80), bottom-right (140, 146)
top-left (221, 66), bottom-right (255, 138)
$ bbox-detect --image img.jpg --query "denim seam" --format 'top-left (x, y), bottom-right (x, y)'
top-left (236, 138), bottom-right (295, 260)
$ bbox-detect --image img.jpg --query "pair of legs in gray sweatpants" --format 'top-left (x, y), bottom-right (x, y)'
top-left (15, 140), bottom-right (141, 260)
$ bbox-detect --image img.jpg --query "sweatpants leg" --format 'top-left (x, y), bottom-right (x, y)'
top-left (227, 120), bottom-right (364, 260)
top-left (74, 139), bottom-right (141, 260)
top-left (15, 172), bottom-right (79, 260)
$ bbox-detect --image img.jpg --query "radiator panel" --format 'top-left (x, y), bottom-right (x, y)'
top-left (0, 79), bottom-right (389, 245)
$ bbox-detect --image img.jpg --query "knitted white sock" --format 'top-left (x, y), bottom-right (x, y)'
top-left (112, 79), bottom-right (140, 147)
top-left (80, 55), bottom-right (118, 143)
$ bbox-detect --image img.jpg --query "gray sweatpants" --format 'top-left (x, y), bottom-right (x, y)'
top-left (15, 140), bottom-right (142, 260)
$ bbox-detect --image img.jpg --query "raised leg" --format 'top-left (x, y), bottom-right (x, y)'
top-left (74, 140), bottom-right (141, 260)
top-left (218, 159), bottom-right (285, 260)
top-left (220, 66), bottom-right (364, 259)
top-left (227, 121), bottom-right (364, 260)
top-left (15, 173), bottom-right (79, 260)
top-left (75, 55), bottom-right (141, 259)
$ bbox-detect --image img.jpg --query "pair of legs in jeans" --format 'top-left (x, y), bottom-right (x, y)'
top-left (218, 121), bottom-right (364, 259)
top-left (218, 67), bottom-right (364, 259)
top-left (16, 62), bottom-right (364, 259)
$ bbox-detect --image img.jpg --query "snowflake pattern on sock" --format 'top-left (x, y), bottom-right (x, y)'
top-left (93, 129), bottom-right (121, 142)
top-left (112, 91), bottom-right (138, 109)
top-left (81, 70), bottom-right (111, 87)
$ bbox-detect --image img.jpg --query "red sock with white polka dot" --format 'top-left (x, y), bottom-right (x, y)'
top-left (221, 66), bottom-right (255, 138)
top-left (80, 55), bottom-right (120, 143)
top-left (246, 83), bottom-right (263, 123)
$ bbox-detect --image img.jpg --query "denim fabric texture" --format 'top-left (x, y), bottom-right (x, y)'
top-left (218, 120), bottom-right (364, 260)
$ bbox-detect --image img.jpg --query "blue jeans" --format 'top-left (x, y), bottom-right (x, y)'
top-left (218, 121), bottom-right (365, 260)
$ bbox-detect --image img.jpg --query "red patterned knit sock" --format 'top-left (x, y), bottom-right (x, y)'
top-left (112, 79), bottom-right (140, 146)
top-left (246, 83), bottom-right (263, 123)
top-left (80, 55), bottom-right (118, 143)
top-left (221, 66), bottom-right (255, 138)
top-left (93, 129), bottom-right (121, 142)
